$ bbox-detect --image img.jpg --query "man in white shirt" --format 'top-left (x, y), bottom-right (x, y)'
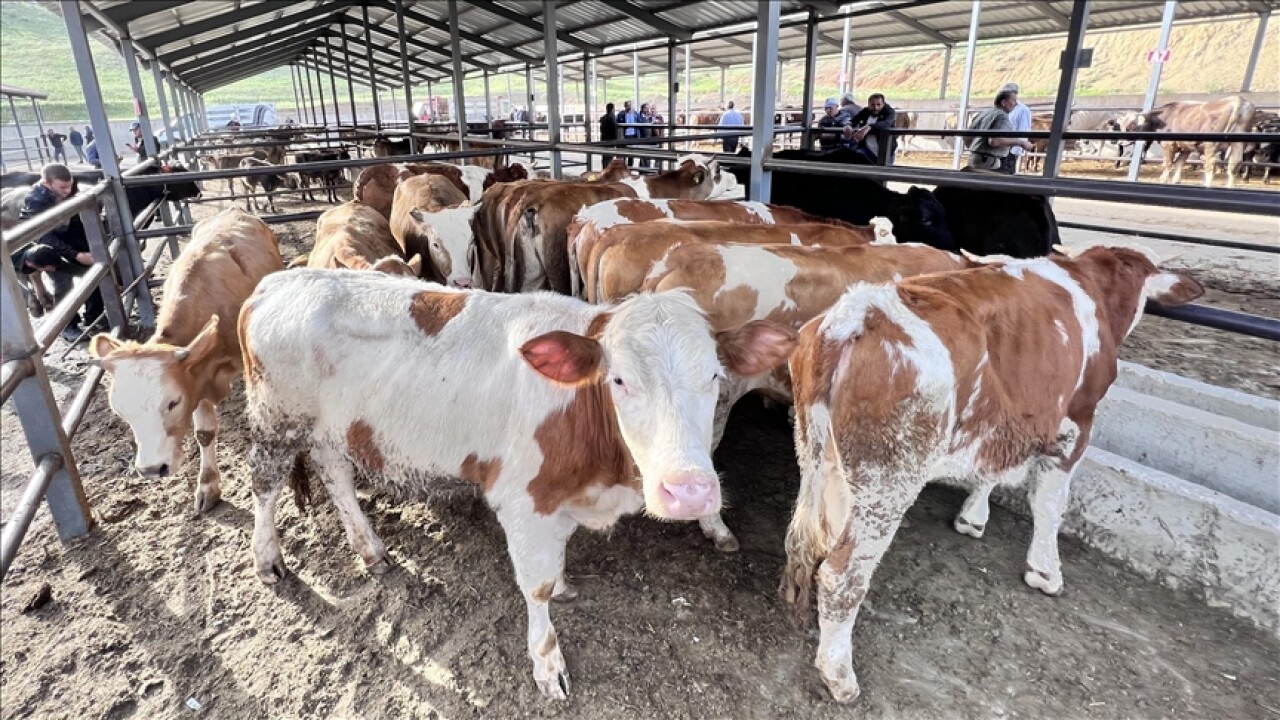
top-left (1001, 82), bottom-right (1032, 174)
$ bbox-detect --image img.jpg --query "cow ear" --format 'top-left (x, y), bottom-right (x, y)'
top-left (409, 207), bottom-right (432, 223)
top-left (716, 321), bottom-right (799, 377)
top-left (406, 254), bottom-right (423, 275)
top-left (176, 316), bottom-right (220, 367)
top-left (521, 331), bottom-right (604, 386)
top-left (690, 168), bottom-right (706, 185)
top-left (1147, 272), bottom-right (1204, 307)
top-left (89, 333), bottom-right (123, 363)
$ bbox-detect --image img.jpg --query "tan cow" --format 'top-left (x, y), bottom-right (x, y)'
top-left (390, 174), bottom-right (469, 282)
top-left (1123, 96), bottom-right (1257, 187)
top-left (90, 208), bottom-right (283, 513)
top-left (300, 201), bottom-right (421, 277)
top-left (780, 245), bottom-right (1202, 703)
top-left (587, 220), bottom-right (889, 304)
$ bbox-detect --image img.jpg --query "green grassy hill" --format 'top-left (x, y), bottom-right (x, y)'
top-left (2, 0), bottom-right (1276, 125)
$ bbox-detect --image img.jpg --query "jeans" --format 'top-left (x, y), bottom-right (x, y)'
top-left (52, 146), bottom-right (67, 163)
top-left (49, 263), bottom-right (105, 328)
top-left (722, 138), bottom-right (739, 153)
top-left (999, 154), bottom-right (1019, 175)
top-left (72, 145), bottom-right (86, 163)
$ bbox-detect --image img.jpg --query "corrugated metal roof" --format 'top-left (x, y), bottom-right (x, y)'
top-left (68, 0), bottom-right (1280, 92)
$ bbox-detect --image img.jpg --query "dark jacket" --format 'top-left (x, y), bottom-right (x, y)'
top-left (19, 184), bottom-right (85, 262)
top-left (599, 112), bottom-right (619, 141)
top-left (47, 133), bottom-right (66, 149)
top-left (847, 104), bottom-right (899, 161)
top-left (84, 127), bottom-right (94, 143)
top-left (69, 130), bottom-right (84, 146)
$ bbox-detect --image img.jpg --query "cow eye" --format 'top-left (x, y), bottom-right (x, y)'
top-left (612, 377), bottom-right (625, 387)
top-left (167, 399), bottom-right (181, 411)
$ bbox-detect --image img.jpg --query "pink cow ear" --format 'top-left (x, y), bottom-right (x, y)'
top-left (716, 321), bottom-right (799, 377)
top-left (521, 331), bottom-right (604, 386)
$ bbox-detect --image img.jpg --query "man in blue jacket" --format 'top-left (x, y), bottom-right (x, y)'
top-left (616, 101), bottom-right (641, 166)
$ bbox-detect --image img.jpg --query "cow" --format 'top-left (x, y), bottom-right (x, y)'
top-left (295, 149), bottom-right (351, 203)
top-left (566, 197), bottom-right (871, 298)
top-left (298, 201), bottom-right (421, 277)
top-left (372, 136), bottom-right (412, 157)
top-left (892, 111), bottom-right (919, 153)
top-left (778, 244), bottom-right (1203, 704)
top-left (352, 164), bottom-right (401, 219)
top-left (1022, 112), bottom-right (1054, 173)
top-left (238, 273), bottom-right (798, 699)
top-left (726, 147), bottom-right (1060, 258)
top-left (616, 154), bottom-right (738, 200)
top-left (1242, 110), bottom-right (1280, 184)
top-left (1122, 96), bottom-right (1257, 188)
top-left (587, 220), bottom-right (890, 305)
top-left (390, 174), bottom-right (469, 281)
top-left (197, 147), bottom-right (284, 194)
top-left (238, 157), bottom-right (298, 214)
top-left (90, 208), bottom-right (283, 514)
top-left (643, 240), bottom-right (969, 551)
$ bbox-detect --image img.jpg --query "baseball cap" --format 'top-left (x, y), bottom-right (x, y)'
top-left (824, 97), bottom-right (838, 108)
top-left (1001, 83), bottom-right (1020, 93)
top-left (128, 121), bottom-right (141, 130)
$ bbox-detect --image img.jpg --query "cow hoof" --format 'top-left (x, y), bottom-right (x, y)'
top-left (819, 668), bottom-right (860, 704)
top-left (536, 670), bottom-right (570, 701)
top-left (1023, 566), bottom-right (1063, 596)
top-left (552, 582), bottom-right (579, 603)
top-left (194, 486), bottom-right (222, 515)
top-left (953, 518), bottom-right (985, 539)
top-left (713, 534), bottom-right (741, 553)
top-left (365, 555), bottom-right (392, 575)
top-left (257, 554), bottom-right (287, 585)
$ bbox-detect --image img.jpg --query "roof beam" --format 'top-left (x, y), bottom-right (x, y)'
top-left (370, 0), bottom-right (538, 64)
top-left (606, 1), bottom-right (693, 40)
top-left (466, 0), bottom-right (603, 55)
top-left (158, 4), bottom-right (352, 63)
top-left (360, 23), bottom-right (459, 75)
top-left (801, 1), bottom-right (843, 15)
top-left (187, 47), bottom-right (311, 90)
top-left (317, 35), bottom-right (440, 83)
top-left (101, 0), bottom-right (199, 27)
top-left (886, 10), bottom-right (953, 44)
top-left (184, 38), bottom-right (320, 86)
top-left (1033, 3), bottom-right (1072, 29)
top-left (301, 52), bottom-right (432, 87)
top-left (139, 0), bottom-right (299, 50)
top-left (170, 22), bottom-right (332, 74)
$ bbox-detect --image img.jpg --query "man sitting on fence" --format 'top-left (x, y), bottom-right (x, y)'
top-left (842, 93), bottom-right (898, 164)
top-left (18, 163), bottom-right (106, 343)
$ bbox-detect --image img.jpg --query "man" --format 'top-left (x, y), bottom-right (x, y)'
top-left (719, 100), bottom-right (744, 153)
top-left (637, 103), bottom-right (655, 169)
top-left (17, 164), bottom-right (105, 342)
top-left (966, 90), bottom-right (1034, 172)
top-left (124, 120), bottom-right (160, 163)
top-left (838, 92), bottom-right (861, 120)
top-left (816, 98), bottom-right (849, 150)
top-left (45, 129), bottom-right (68, 163)
top-left (616, 100), bottom-right (641, 167)
top-left (599, 102), bottom-right (619, 167)
top-left (68, 126), bottom-right (86, 163)
top-left (83, 125), bottom-right (94, 145)
top-left (1000, 82), bottom-right (1032, 174)
top-left (843, 93), bottom-right (898, 164)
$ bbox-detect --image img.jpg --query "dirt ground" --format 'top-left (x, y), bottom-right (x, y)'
top-left (3, 181), bottom-right (1278, 720)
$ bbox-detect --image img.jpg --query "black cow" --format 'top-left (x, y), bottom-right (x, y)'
top-left (294, 150), bottom-right (349, 204)
top-left (727, 147), bottom-right (1057, 258)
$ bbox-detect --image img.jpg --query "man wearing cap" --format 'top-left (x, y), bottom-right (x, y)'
top-left (839, 92), bottom-right (861, 120)
top-left (124, 120), bottom-right (160, 163)
top-left (816, 97), bottom-right (850, 150)
top-left (1001, 82), bottom-right (1032, 173)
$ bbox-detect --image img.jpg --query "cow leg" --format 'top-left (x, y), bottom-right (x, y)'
top-left (192, 399), bottom-right (223, 514)
top-left (1225, 144), bottom-right (1243, 189)
top-left (953, 483), bottom-right (993, 538)
top-left (248, 440), bottom-right (294, 584)
top-left (1159, 150), bottom-right (1174, 184)
top-left (698, 514), bottom-right (739, 552)
top-left (31, 271), bottom-right (54, 314)
top-left (496, 504), bottom-right (577, 700)
top-left (1023, 461), bottom-right (1074, 596)
top-left (1171, 150), bottom-right (1188, 185)
top-left (310, 444), bottom-right (389, 573)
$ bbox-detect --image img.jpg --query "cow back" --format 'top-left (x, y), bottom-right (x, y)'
top-left (353, 165), bottom-right (400, 219)
top-left (310, 201), bottom-right (403, 270)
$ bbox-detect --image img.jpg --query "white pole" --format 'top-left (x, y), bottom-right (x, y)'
top-left (839, 15), bottom-right (852, 96)
top-left (1128, 0), bottom-right (1177, 181)
top-left (951, 0), bottom-right (982, 169)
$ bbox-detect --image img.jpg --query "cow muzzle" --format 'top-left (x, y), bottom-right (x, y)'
top-left (656, 471), bottom-right (720, 519)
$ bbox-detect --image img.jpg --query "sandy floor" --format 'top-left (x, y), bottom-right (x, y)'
top-left (1, 178), bottom-right (1277, 719)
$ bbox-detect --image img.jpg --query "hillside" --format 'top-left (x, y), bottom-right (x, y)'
top-left (2, 0), bottom-right (1276, 124)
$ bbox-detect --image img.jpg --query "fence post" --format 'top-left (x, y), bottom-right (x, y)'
top-left (80, 202), bottom-right (129, 333)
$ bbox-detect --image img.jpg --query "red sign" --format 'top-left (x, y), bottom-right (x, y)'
top-left (1146, 49), bottom-right (1171, 63)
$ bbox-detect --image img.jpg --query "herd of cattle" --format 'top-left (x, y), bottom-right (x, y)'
top-left (68, 132), bottom-right (1209, 704)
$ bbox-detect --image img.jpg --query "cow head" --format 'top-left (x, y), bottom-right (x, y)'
top-left (157, 163), bottom-right (202, 201)
top-left (520, 292), bottom-right (797, 520)
top-left (90, 317), bottom-right (234, 478)
top-left (889, 186), bottom-right (955, 250)
top-left (1056, 243), bottom-right (1203, 339)
top-left (675, 154), bottom-right (739, 199)
top-left (408, 203), bottom-right (481, 287)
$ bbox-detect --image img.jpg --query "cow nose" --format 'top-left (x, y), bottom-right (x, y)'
top-left (451, 277), bottom-right (473, 289)
top-left (138, 463), bottom-right (169, 478)
top-left (658, 473), bottom-right (720, 519)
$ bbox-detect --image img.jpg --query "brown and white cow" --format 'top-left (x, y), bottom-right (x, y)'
top-left (1122, 96), bottom-right (1257, 188)
top-left (567, 197), bottom-right (887, 298)
top-left (355, 163), bottom-right (530, 218)
top-left (390, 174), bottom-right (468, 281)
top-left (90, 208), bottom-right (283, 513)
top-left (780, 245), bottom-right (1202, 703)
top-left (615, 154), bottom-right (738, 200)
top-left (587, 220), bottom-right (891, 305)
top-left (239, 272), bottom-right (797, 698)
top-left (300, 201), bottom-right (421, 277)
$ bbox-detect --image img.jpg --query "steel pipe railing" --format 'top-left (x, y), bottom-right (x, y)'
top-left (135, 210), bottom-right (328, 239)
top-left (0, 453), bottom-right (65, 579)
top-left (1059, 221), bottom-right (1280, 255)
top-left (0, 357), bottom-right (34, 406)
top-left (1145, 302), bottom-right (1280, 342)
top-left (1, 182), bottom-right (109, 255)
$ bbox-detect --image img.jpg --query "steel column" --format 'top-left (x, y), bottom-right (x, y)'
top-left (633, 51), bottom-right (640, 107)
top-left (951, 0), bottom-right (982, 169)
top-left (150, 60), bottom-right (174, 150)
top-left (29, 99), bottom-right (49, 163)
top-left (122, 37), bottom-right (160, 159)
top-left (60, 2), bottom-right (155, 327)
top-left (303, 59), bottom-right (318, 124)
top-left (544, 0), bottom-right (562, 177)
top-left (1242, 11), bottom-right (1270, 92)
top-left (342, 37), bottom-right (358, 125)
top-left (838, 15), bottom-right (852, 95)
top-left (1128, 0), bottom-right (1176, 181)
top-left (683, 45), bottom-right (691, 128)
top-left (290, 65), bottom-right (302, 122)
top-left (394, 0), bottom-right (417, 152)
top-left (719, 66), bottom-right (726, 107)
top-left (167, 74), bottom-right (187, 146)
top-left (196, 93), bottom-right (208, 133)
top-left (584, 58), bottom-right (594, 148)
top-left (0, 259), bottom-right (92, 552)
top-left (484, 70), bottom-right (492, 123)
top-left (325, 42), bottom-right (341, 125)
top-left (447, 0), bottom-right (469, 153)
top-left (8, 97), bottom-right (34, 170)
top-left (1043, 1), bottom-right (1093, 178)
top-left (313, 62), bottom-right (328, 126)
top-left (667, 40), bottom-right (678, 158)
top-left (849, 52), bottom-right (858, 98)
top-left (801, 10), bottom-right (820, 149)
top-left (749, 1), bottom-right (781, 202)
top-left (940, 44), bottom-right (953, 98)
top-left (361, 4), bottom-right (383, 131)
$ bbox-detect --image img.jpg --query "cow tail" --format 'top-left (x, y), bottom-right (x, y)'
top-left (780, 397), bottom-right (836, 624)
top-left (287, 253), bottom-right (309, 269)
